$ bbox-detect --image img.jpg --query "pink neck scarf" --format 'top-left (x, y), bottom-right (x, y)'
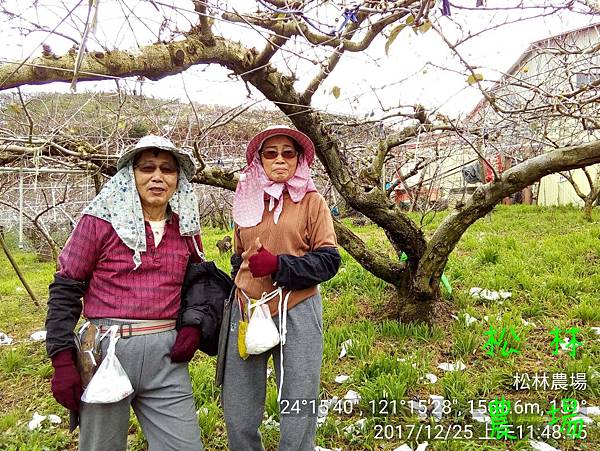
top-left (233, 153), bottom-right (317, 227)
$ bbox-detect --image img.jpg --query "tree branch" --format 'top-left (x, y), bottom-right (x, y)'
top-left (0, 34), bottom-right (252, 90)
top-left (222, 9), bottom-right (407, 52)
top-left (559, 171), bottom-right (587, 200)
top-left (415, 140), bottom-right (600, 295)
top-left (300, 44), bottom-right (344, 104)
top-left (193, 167), bottom-right (238, 191)
top-left (193, 0), bottom-right (215, 44)
top-left (333, 219), bottom-right (405, 284)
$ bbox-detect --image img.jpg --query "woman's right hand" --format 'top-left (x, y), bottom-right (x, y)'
top-left (248, 238), bottom-right (279, 277)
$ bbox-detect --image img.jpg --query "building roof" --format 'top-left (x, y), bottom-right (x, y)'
top-left (465, 22), bottom-right (600, 122)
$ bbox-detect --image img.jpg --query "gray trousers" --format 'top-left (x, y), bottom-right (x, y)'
top-left (222, 293), bottom-right (324, 451)
top-left (79, 329), bottom-right (203, 451)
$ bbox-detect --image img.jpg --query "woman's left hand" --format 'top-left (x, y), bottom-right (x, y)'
top-left (249, 239), bottom-right (279, 277)
top-left (170, 326), bottom-right (201, 363)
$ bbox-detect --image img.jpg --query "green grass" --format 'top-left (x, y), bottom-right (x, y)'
top-left (0, 205), bottom-right (599, 450)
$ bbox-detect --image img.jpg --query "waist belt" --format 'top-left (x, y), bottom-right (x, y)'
top-left (93, 319), bottom-right (176, 338)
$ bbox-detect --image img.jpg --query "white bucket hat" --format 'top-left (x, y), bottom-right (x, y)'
top-left (117, 135), bottom-right (197, 180)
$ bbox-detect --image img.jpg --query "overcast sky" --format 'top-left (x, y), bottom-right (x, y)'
top-left (1, 1), bottom-right (598, 121)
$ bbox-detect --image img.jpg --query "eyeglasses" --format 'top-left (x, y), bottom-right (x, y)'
top-left (134, 163), bottom-right (178, 175)
top-left (260, 149), bottom-right (298, 160)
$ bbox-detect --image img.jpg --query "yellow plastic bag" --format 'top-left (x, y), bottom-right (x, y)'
top-left (238, 320), bottom-right (249, 360)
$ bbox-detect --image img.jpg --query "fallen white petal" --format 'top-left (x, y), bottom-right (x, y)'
top-left (334, 375), bottom-right (350, 383)
top-left (470, 287), bottom-right (510, 301)
top-left (437, 361), bottom-right (466, 371)
top-left (28, 412), bottom-right (46, 431)
top-left (415, 443), bottom-right (429, 451)
top-left (590, 327), bottom-right (600, 335)
top-left (464, 313), bottom-right (478, 326)
top-left (343, 418), bottom-right (366, 435)
top-left (530, 440), bottom-right (561, 451)
top-left (580, 406), bottom-right (600, 416)
top-left (484, 314), bottom-right (503, 322)
top-left (30, 330), bottom-right (47, 341)
top-left (572, 415), bottom-right (594, 424)
top-left (262, 415), bottom-right (279, 430)
top-left (469, 287), bottom-right (482, 296)
top-left (480, 289), bottom-right (500, 301)
top-left (47, 414), bottom-right (61, 424)
top-left (354, 418), bottom-right (367, 430)
top-left (471, 408), bottom-right (491, 423)
top-left (343, 390), bottom-right (361, 404)
top-left (339, 339), bottom-right (353, 359)
top-left (393, 445), bottom-right (413, 451)
top-left (421, 373), bottom-right (437, 384)
top-left (0, 332), bottom-right (14, 345)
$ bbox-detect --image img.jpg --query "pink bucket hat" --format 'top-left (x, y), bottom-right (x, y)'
top-left (233, 125), bottom-right (317, 228)
top-left (245, 125), bottom-right (315, 166)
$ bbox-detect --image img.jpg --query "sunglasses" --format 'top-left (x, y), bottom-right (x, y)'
top-left (134, 162), bottom-right (178, 175)
top-left (260, 149), bottom-right (298, 160)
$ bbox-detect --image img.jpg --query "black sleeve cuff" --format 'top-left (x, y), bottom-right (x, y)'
top-left (45, 274), bottom-right (85, 357)
top-left (273, 247), bottom-right (341, 291)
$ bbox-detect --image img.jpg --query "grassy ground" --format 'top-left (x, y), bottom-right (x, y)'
top-left (0, 205), bottom-right (598, 450)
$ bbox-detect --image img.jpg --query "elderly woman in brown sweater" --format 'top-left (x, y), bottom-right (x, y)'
top-left (222, 125), bottom-right (340, 450)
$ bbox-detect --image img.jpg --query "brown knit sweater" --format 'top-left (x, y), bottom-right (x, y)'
top-left (234, 191), bottom-right (337, 316)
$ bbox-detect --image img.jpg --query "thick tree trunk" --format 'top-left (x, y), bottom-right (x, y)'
top-left (395, 269), bottom-right (437, 323)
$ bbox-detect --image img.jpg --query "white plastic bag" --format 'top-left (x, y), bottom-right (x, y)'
top-left (245, 303), bottom-right (280, 355)
top-left (81, 325), bottom-right (133, 404)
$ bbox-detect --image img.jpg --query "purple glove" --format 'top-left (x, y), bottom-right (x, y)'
top-left (50, 349), bottom-right (83, 412)
top-left (249, 246), bottom-right (279, 278)
top-left (170, 326), bottom-right (201, 363)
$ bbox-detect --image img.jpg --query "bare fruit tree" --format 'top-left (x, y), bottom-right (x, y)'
top-left (1, 1), bottom-right (600, 321)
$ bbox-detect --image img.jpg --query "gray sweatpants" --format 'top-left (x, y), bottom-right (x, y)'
top-left (222, 293), bottom-right (324, 451)
top-left (79, 328), bottom-right (203, 451)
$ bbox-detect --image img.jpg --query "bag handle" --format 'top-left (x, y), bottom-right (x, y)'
top-left (241, 287), bottom-right (282, 311)
top-left (97, 324), bottom-right (119, 355)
